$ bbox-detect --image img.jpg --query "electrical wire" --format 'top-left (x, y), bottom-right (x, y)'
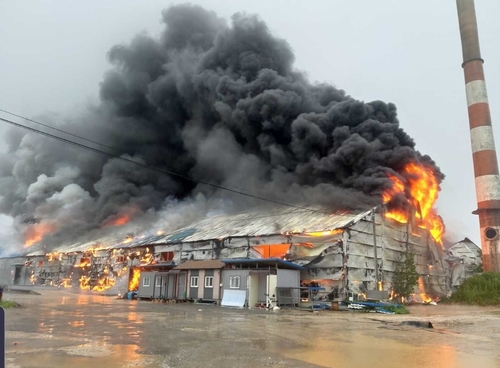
top-left (0, 108), bottom-right (119, 153)
top-left (0, 114), bottom-right (322, 213)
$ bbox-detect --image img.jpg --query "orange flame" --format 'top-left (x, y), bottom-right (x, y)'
top-left (24, 223), bottom-right (57, 247)
top-left (128, 268), bottom-right (141, 291)
top-left (46, 252), bottom-right (62, 262)
top-left (381, 174), bottom-right (405, 203)
top-left (58, 278), bottom-right (72, 288)
top-left (382, 163), bottom-right (444, 243)
top-left (140, 252), bottom-right (154, 265)
top-left (74, 257), bottom-right (90, 268)
top-left (79, 275), bottom-right (116, 292)
top-left (102, 206), bottom-right (140, 228)
top-left (305, 229), bottom-right (343, 237)
top-left (417, 276), bottom-right (432, 303)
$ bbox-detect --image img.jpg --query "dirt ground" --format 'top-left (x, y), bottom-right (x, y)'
top-left (4, 289), bottom-right (500, 368)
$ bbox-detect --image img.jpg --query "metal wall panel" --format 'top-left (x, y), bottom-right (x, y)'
top-left (138, 272), bottom-right (155, 298)
top-left (277, 269), bottom-right (300, 288)
top-left (221, 269), bottom-right (249, 302)
top-left (203, 269), bottom-right (213, 299)
top-left (189, 270), bottom-right (199, 299)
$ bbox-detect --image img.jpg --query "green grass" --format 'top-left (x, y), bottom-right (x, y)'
top-left (382, 305), bottom-right (410, 314)
top-left (0, 300), bottom-right (20, 308)
top-left (447, 272), bottom-right (500, 306)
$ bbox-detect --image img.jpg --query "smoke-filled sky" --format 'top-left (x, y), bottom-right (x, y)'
top-left (0, 1), bottom-right (499, 255)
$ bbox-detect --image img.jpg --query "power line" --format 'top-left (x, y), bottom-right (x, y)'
top-left (0, 108), bottom-right (264, 196)
top-left (0, 108), bottom-right (119, 153)
top-left (0, 114), bottom-right (321, 213)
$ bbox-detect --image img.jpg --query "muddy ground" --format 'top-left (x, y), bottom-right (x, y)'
top-left (4, 289), bottom-right (500, 368)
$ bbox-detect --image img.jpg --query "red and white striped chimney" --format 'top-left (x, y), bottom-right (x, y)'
top-left (457, 0), bottom-right (500, 272)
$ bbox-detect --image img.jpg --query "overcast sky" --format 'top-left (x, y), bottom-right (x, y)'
top-left (1, 0), bottom-right (499, 247)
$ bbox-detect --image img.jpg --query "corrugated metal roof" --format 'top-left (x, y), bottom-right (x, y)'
top-left (152, 207), bottom-right (372, 244)
top-left (36, 207), bottom-right (372, 254)
top-left (448, 238), bottom-right (481, 260)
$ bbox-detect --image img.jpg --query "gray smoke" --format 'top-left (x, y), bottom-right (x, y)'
top-left (0, 4), bottom-right (444, 253)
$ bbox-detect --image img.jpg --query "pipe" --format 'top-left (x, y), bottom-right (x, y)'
top-left (457, 0), bottom-right (500, 271)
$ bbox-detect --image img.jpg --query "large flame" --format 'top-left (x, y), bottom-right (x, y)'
top-left (24, 223), bottom-right (57, 247)
top-left (382, 162), bottom-right (444, 243)
top-left (79, 275), bottom-right (115, 292)
top-left (128, 268), bottom-right (141, 291)
top-left (102, 206), bottom-right (140, 228)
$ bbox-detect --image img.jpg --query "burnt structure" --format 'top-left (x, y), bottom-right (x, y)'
top-left (457, 0), bottom-right (500, 272)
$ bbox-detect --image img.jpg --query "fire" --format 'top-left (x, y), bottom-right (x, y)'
top-left (79, 275), bottom-right (115, 292)
top-left (128, 268), bottom-right (140, 291)
top-left (382, 163), bottom-right (444, 243)
top-left (305, 229), bottom-right (343, 237)
top-left (24, 222), bottom-right (57, 247)
top-left (417, 276), bottom-right (432, 303)
top-left (102, 206), bottom-right (140, 228)
top-left (46, 252), bottom-right (62, 261)
top-left (58, 278), bottom-right (72, 288)
top-left (382, 174), bottom-right (405, 203)
top-left (74, 257), bottom-right (90, 268)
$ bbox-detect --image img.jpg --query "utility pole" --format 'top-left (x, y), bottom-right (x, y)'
top-left (372, 208), bottom-right (379, 288)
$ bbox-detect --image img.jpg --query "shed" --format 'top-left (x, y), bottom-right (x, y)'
top-left (172, 260), bottom-right (225, 302)
top-left (137, 264), bottom-right (175, 300)
top-left (221, 258), bottom-right (304, 308)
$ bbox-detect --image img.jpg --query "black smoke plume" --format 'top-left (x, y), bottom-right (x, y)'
top-left (0, 4), bottom-right (443, 253)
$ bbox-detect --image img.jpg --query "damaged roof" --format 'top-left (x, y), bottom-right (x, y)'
top-left (152, 207), bottom-right (373, 244)
top-left (34, 207), bottom-right (373, 254)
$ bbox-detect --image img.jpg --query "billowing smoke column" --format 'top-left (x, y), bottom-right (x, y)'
top-left (0, 4), bottom-right (444, 252)
top-left (457, 0), bottom-right (500, 272)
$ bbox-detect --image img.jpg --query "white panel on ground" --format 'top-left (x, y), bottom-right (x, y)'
top-left (221, 289), bottom-right (246, 308)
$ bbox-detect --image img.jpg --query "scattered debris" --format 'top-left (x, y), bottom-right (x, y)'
top-left (400, 321), bottom-right (434, 329)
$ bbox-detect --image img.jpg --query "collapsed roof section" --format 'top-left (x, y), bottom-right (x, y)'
top-left (21, 206), bottom-right (451, 298)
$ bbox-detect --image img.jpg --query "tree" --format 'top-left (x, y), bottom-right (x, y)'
top-left (392, 250), bottom-right (420, 301)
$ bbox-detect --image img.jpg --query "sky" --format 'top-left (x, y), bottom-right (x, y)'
top-left (0, 0), bottom-right (499, 248)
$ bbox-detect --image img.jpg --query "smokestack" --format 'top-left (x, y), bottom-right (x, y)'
top-left (457, 0), bottom-right (500, 272)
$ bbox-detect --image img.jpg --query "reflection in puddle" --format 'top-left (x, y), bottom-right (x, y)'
top-left (282, 333), bottom-right (500, 368)
top-left (10, 344), bottom-right (163, 368)
top-left (127, 312), bottom-right (141, 323)
top-left (69, 321), bottom-right (85, 328)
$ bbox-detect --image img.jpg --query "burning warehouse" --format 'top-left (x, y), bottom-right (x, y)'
top-left (0, 4), bottom-right (467, 302)
top-left (11, 202), bottom-right (450, 302)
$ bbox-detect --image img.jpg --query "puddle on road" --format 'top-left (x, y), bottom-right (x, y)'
top-left (8, 344), bottom-right (164, 368)
top-left (282, 332), bottom-right (500, 368)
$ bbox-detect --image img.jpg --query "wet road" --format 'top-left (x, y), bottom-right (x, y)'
top-left (4, 290), bottom-right (500, 367)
